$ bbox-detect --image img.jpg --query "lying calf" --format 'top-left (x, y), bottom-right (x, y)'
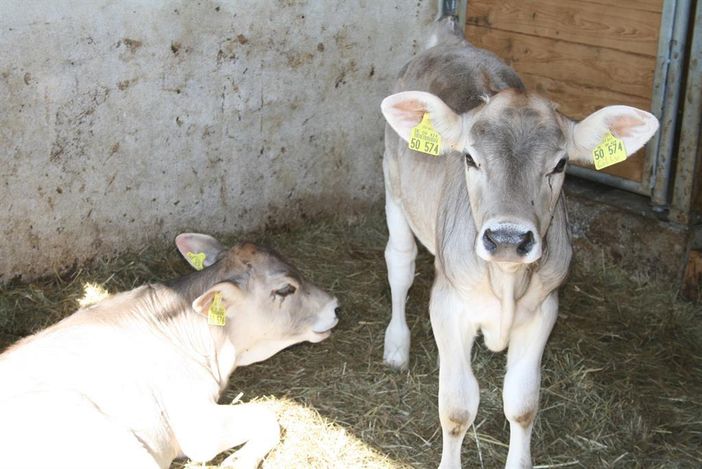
top-left (0, 234), bottom-right (339, 469)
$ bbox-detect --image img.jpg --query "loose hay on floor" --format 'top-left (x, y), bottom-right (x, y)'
top-left (1, 208), bottom-right (700, 468)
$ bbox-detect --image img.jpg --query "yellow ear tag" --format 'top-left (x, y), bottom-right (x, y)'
top-left (186, 252), bottom-right (207, 271)
top-left (592, 132), bottom-right (627, 170)
top-left (408, 113), bottom-right (441, 156)
top-left (207, 292), bottom-right (226, 326)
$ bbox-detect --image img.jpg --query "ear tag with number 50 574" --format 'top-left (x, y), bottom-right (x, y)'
top-left (592, 132), bottom-right (627, 170)
top-left (207, 292), bottom-right (226, 326)
top-left (408, 113), bottom-right (441, 156)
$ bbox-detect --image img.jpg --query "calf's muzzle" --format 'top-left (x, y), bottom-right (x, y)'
top-left (477, 221), bottom-right (541, 264)
top-left (483, 228), bottom-right (534, 255)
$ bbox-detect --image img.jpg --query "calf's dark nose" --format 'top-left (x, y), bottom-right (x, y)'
top-left (482, 228), bottom-right (534, 256)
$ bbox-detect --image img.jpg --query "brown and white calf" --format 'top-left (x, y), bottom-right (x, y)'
top-left (0, 234), bottom-right (339, 469)
top-left (380, 19), bottom-right (658, 468)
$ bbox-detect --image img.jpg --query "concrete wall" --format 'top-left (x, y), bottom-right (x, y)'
top-left (0, 0), bottom-right (435, 281)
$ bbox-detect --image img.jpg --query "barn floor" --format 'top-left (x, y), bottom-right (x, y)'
top-left (1, 208), bottom-right (700, 468)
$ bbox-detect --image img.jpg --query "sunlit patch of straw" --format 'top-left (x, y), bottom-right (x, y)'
top-left (77, 282), bottom-right (110, 307)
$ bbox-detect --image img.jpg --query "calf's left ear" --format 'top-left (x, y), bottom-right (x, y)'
top-left (175, 233), bottom-right (225, 270)
top-left (561, 105), bottom-right (659, 164)
top-left (381, 91), bottom-right (463, 152)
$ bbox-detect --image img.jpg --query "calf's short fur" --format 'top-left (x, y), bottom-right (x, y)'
top-left (0, 234), bottom-right (338, 469)
top-left (380, 18), bottom-right (658, 468)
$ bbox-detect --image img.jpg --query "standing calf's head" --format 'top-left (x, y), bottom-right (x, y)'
top-left (381, 89), bottom-right (658, 265)
top-left (175, 234), bottom-right (339, 366)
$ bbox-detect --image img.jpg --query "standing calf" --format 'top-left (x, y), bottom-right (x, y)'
top-left (0, 234), bottom-right (339, 469)
top-left (380, 19), bottom-right (658, 468)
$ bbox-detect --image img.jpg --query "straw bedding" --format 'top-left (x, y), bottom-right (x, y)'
top-left (1, 208), bottom-right (700, 468)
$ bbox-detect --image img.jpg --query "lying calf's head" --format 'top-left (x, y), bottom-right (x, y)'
top-left (175, 233), bottom-right (339, 366)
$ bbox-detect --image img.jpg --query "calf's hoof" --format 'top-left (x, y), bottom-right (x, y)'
top-left (383, 322), bottom-right (410, 370)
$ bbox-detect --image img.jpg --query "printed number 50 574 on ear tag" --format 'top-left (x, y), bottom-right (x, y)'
top-left (408, 113), bottom-right (441, 156)
top-left (592, 132), bottom-right (627, 170)
top-left (208, 292), bottom-right (226, 326)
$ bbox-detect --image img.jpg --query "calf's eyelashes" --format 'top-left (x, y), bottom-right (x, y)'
top-left (273, 283), bottom-right (297, 298)
top-left (551, 157), bottom-right (567, 174)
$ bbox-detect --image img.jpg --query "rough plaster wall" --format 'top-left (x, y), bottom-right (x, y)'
top-left (0, 0), bottom-right (435, 281)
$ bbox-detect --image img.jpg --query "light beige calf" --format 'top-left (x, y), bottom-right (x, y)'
top-left (380, 18), bottom-right (659, 468)
top-left (0, 234), bottom-right (339, 468)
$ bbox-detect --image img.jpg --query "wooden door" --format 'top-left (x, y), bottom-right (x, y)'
top-left (465, 0), bottom-right (664, 182)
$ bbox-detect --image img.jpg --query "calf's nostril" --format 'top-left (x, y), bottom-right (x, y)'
top-left (516, 231), bottom-right (534, 256)
top-left (482, 229), bottom-right (498, 253)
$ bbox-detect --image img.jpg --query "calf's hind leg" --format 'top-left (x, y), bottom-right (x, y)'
top-left (383, 188), bottom-right (418, 370)
top-left (503, 292), bottom-right (558, 469)
top-left (431, 277), bottom-right (480, 469)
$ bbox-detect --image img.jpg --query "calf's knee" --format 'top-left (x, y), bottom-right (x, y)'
top-left (503, 397), bottom-right (537, 429)
top-left (511, 408), bottom-right (536, 428)
top-left (503, 368), bottom-right (540, 427)
top-left (445, 409), bottom-right (472, 436)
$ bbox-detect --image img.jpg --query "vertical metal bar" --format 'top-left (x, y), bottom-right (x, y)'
top-left (642, 0), bottom-right (679, 196)
top-left (440, 0), bottom-right (457, 17)
top-left (457, 0), bottom-right (467, 29)
top-left (441, 0), bottom-right (457, 15)
top-left (439, 0), bottom-right (467, 25)
top-left (651, 0), bottom-right (692, 210)
top-left (669, 0), bottom-right (702, 225)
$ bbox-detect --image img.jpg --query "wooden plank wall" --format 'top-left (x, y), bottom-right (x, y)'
top-left (466, 0), bottom-right (664, 182)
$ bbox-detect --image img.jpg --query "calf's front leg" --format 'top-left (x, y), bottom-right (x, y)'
top-left (430, 278), bottom-right (480, 469)
top-left (383, 187), bottom-right (418, 370)
top-left (173, 401), bottom-right (280, 469)
top-left (503, 292), bottom-right (558, 469)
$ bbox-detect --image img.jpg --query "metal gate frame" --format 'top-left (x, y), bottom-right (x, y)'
top-left (670, 0), bottom-right (702, 225)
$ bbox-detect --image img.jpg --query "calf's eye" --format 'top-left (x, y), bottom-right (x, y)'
top-left (274, 284), bottom-right (297, 297)
top-left (465, 153), bottom-right (477, 169)
top-left (552, 158), bottom-right (567, 174)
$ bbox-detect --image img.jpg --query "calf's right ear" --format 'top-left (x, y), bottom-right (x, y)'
top-left (175, 233), bottom-right (225, 270)
top-left (381, 91), bottom-right (462, 151)
top-left (192, 282), bottom-right (241, 323)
